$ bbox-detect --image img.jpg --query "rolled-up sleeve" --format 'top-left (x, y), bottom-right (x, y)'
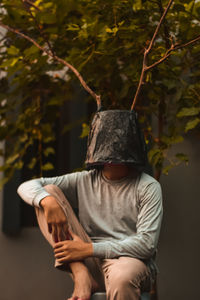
top-left (17, 173), bottom-right (79, 208)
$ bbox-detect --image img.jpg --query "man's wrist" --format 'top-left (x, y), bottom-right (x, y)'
top-left (85, 242), bottom-right (94, 257)
top-left (40, 196), bottom-right (54, 209)
top-left (40, 197), bottom-right (47, 209)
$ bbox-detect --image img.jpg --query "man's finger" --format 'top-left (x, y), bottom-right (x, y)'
top-left (68, 228), bottom-right (81, 241)
top-left (53, 241), bottom-right (65, 249)
top-left (57, 225), bottom-right (64, 242)
top-left (68, 228), bottom-right (77, 239)
top-left (54, 251), bottom-right (65, 258)
top-left (48, 223), bottom-right (52, 234)
top-left (54, 247), bottom-right (63, 254)
top-left (52, 225), bottom-right (58, 243)
top-left (62, 223), bottom-right (70, 239)
top-left (54, 245), bottom-right (64, 253)
top-left (57, 256), bottom-right (70, 263)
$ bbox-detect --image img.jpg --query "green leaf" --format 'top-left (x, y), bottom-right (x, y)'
top-left (132, 1), bottom-right (143, 11)
top-left (146, 72), bottom-right (152, 83)
top-left (44, 147), bottom-right (55, 157)
top-left (162, 164), bottom-right (173, 175)
top-left (6, 153), bottom-right (19, 165)
top-left (24, 45), bottom-right (40, 57)
top-left (175, 153), bottom-right (189, 164)
top-left (7, 45), bottom-right (20, 56)
top-left (28, 158), bottom-right (37, 169)
top-left (148, 149), bottom-right (160, 162)
top-left (185, 118), bottom-right (200, 132)
top-left (41, 162), bottom-right (54, 171)
top-left (105, 26), bottom-right (119, 35)
top-left (148, 149), bottom-right (163, 166)
top-left (14, 160), bottom-right (24, 170)
top-left (79, 123), bottom-right (90, 138)
top-left (172, 136), bottom-right (184, 144)
top-left (161, 135), bottom-right (183, 145)
top-left (62, 118), bottom-right (85, 134)
top-left (39, 13), bottom-right (57, 24)
top-left (0, 58), bottom-right (19, 68)
top-left (67, 24), bottom-right (80, 31)
top-left (43, 136), bottom-right (55, 143)
top-left (20, 134), bottom-right (28, 143)
top-left (177, 107), bottom-right (200, 117)
top-left (0, 177), bottom-right (9, 189)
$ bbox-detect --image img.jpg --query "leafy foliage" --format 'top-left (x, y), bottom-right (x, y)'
top-left (0, 0), bottom-right (200, 184)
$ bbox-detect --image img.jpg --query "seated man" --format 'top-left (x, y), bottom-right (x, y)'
top-left (17, 110), bottom-right (163, 300)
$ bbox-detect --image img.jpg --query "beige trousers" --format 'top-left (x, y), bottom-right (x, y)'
top-left (35, 185), bottom-right (151, 300)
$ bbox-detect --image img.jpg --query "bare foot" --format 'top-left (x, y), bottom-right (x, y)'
top-left (67, 268), bottom-right (98, 300)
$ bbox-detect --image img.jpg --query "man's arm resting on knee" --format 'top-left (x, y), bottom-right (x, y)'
top-left (41, 197), bottom-right (94, 262)
top-left (40, 196), bottom-right (69, 242)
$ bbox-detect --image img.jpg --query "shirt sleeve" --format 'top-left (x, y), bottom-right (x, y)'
top-left (17, 173), bottom-right (79, 208)
top-left (92, 181), bottom-right (163, 260)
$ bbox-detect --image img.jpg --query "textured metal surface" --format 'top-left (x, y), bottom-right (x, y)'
top-left (85, 110), bottom-right (147, 168)
top-left (91, 292), bottom-right (150, 300)
top-left (91, 293), bottom-right (106, 300)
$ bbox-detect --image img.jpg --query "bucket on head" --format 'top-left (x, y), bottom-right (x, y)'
top-left (85, 110), bottom-right (147, 169)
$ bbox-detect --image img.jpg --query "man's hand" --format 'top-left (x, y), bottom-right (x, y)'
top-left (53, 230), bottom-right (93, 263)
top-left (40, 196), bottom-right (69, 242)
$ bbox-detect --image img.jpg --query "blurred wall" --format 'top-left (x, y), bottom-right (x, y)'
top-left (0, 144), bottom-right (73, 300)
top-left (0, 227), bottom-right (73, 300)
top-left (158, 135), bottom-right (200, 300)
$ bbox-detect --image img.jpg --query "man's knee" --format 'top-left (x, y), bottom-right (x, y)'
top-left (106, 270), bottom-right (140, 300)
top-left (44, 184), bottom-right (62, 194)
top-left (108, 266), bottom-right (140, 290)
top-left (104, 258), bottom-right (150, 296)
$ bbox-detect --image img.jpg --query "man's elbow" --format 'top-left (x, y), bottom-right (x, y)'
top-left (143, 244), bottom-right (156, 259)
top-left (17, 181), bottom-right (28, 198)
top-left (17, 180), bottom-right (33, 205)
top-left (17, 182), bottom-right (24, 197)
top-left (140, 235), bottom-right (157, 259)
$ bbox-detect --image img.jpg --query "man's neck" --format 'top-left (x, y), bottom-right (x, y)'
top-left (102, 164), bottom-right (131, 180)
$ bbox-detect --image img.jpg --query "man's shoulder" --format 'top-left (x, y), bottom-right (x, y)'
top-left (139, 172), bottom-right (161, 189)
top-left (64, 169), bottom-right (97, 181)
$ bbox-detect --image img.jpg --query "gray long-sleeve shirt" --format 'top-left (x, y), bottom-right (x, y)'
top-left (17, 170), bottom-right (163, 262)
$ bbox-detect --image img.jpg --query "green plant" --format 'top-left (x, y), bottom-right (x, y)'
top-left (0, 0), bottom-right (200, 186)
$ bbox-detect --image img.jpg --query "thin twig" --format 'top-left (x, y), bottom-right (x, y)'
top-left (146, 0), bottom-right (173, 56)
top-left (146, 34), bottom-right (200, 71)
top-left (21, 0), bottom-right (40, 11)
top-left (0, 22), bottom-right (101, 109)
top-left (157, 0), bottom-right (171, 49)
top-left (131, 0), bottom-right (200, 111)
top-left (21, 0), bottom-right (55, 57)
top-left (131, 0), bottom-right (174, 110)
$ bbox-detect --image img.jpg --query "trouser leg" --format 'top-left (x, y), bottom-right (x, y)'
top-left (102, 257), bottom-right (151, 300)
top-left (35, 184), bottom-right (151, 299)
top-left (35, 184), bottom-right (104, 289)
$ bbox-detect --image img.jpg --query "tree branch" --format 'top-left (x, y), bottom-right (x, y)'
top-left (0, 22), bottom-right (101, 109)
top-left (21, 0), bottom-right (40, 11)
top-left (146, 34), bottom-right (200, 71)
top-left (157, 0), bottom-right (171, 49)
top-left (131, 0), bottom-right (174, 111)
top-left (145, 0), bottom-right (173, 56)
top-left (21, 0), bottom-right (55, 57)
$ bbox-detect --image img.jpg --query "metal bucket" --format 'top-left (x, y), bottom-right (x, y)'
top-left (85, 110), bottom-right (147, 168)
